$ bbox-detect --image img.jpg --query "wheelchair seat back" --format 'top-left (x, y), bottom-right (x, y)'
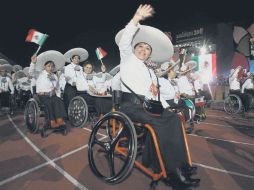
top-left (112, 90), bottom-right (122, 108)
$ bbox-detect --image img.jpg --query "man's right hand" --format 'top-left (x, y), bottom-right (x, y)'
top-left (31, 55), bottom-right (37, 64)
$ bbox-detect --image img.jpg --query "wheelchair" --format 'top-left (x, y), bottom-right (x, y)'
top-left (15, 88), bottom-right (32, 108)
top-left (67, 91), bottom-right (98, 128)
top-left (24, 94), bottom-right (67, 137)
top-left (224, 91), bottom-right (254, 115)
top-left (88, 91), bottom-right (191, 189)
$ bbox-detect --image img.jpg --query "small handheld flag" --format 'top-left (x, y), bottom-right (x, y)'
top-left (95, 47), bottom-right (107, 60)
top-left (26, 29), bottom-right (49, 55)
top-left (26, 29), bottom-right (49, 46)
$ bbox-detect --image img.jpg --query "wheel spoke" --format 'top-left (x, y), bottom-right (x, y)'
top-left (94, 138), bottom-right (107, 149)
top-left (111, 127), bottom-right (124, 146)
top-left (106, 120), bottom-right (113, 141)
top-left (107, 152), bottom-right (115, 177)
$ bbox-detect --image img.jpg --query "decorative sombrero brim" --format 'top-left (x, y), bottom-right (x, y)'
top-left (64, 48), bottom-right (89, 63)
top-left (0, 59), bottom-right (9, 65)
top-left (179, 60), bottom-right (197, 75)
top-left (109, 65), bottom-right (120, 76)
top-left (86, 72), bottom-right (113, 80)
top-left (0, 64), bottom-right (13, 72)
top-left (14, 71), bottom-right (27, 79)
top-left (157, 59), bottom-right (180, 77)
top-left (36, 50), bottom-right (65, 72)
top-left (23, 67), bottom-right (30, 76)
top-left (115, 25), bottom-right (174, 63)
top-left (13, 65), bottom-right (23, 72)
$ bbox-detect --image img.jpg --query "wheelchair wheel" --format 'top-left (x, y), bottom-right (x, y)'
top-left (68, 96), bottom-right (88, 128)
top-left (88, 111), bottom-right (137, 184)
top-left (224, 94), bottom-right (243, 114)
top-left (24, 98), bottom-right (39, 133)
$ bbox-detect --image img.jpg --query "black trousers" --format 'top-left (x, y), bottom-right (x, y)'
top-left (166, 99), bottom-right (190, 121)
top-left (0, 92), bottom-right (10, 107)
top-left (94, 97), bottom-right (112, 115)
top-left (120, 101), bottom-right (190, 174)
top-left (38, 95), bottom-right (67, 120)
top-left (63, 83), bottom-right (77, 111)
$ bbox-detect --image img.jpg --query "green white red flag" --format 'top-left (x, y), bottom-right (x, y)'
top-left (95, 47), bottom-right (107, 60)
top-left (25, 29), bottom-right (49, 46)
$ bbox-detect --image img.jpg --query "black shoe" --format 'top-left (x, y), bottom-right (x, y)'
top-left (173, 168), bottom-right (200, 187)
top-left (182, 166), bottom-right (197, 176)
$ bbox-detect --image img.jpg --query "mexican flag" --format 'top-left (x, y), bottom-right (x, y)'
top-left (25, 29), bottom-right (49, 46)
top-left (95, 47), bottom-right (107, 60)
top-left (192, 53), bottom-right (217, 81)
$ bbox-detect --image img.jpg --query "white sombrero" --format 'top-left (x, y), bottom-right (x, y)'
top-left (109, 65), bottom-right (120, 76)
top-left (157, 59), bottom-right (180, 77)
top-left (12, 65), bottom-right (23, 72)
top-left (36, 50), bottom-right (65, 72)
top-left (0, 64), bottom-right (13, 73)
top-left (86, 72), bottom-right (113, 81)
top-left (0, 59), bottom-right (9, 65)
top-left (115, 25), bottom-right (174, 63)
top-left (179, 60), bottom-right (197, 75)
top-left (64, 48), bottom-right (89, 63)
top-left (14, 70), bottom-right (27, 79)
top-left (23, 67), bottom-right (30, 76)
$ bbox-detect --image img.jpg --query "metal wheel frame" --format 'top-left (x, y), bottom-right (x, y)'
top-left (24, 98), bottom-right (40, 133)
top-left (68, 96), bottom-right (88, 128)
top-left (224, 94), bottom-right (243, 114)
top-left (88, 111), bottom-right (137, 184)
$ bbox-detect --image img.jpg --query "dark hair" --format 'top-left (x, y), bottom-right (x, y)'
top-left (134, 42), bottom-right (152, 52)
top-left (44, 61), bottom-right (55, 66)
top-left (71, 55), bottom-right (80, 60)
top-left (83, 61), bottom-right (94, 69)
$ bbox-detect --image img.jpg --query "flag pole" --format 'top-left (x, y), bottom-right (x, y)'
top-left (34, 46), bottom-right (42, 56)
top-left (100, 59), bottom-right (104, 66)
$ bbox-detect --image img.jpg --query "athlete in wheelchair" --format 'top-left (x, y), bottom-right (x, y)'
top-left (175, 61), bottom-right (207, 123)
top-left (88, 5), bottom-right (200, 188)
top-left (13, 70), bottom-right (32, 108)
top-left (158, 61), bottom-right (196, 133)
top-left (224, 66), bottom-right (249, 114)
top-left (24, 51), bottom-right (67, 137)
top-left (64, 48), bottom-right (112, 128)
top-left (0, 61), bottom-right (15, 115)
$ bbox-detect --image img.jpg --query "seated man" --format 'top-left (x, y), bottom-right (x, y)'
top-left (0, 63), bottom-right (14, 113)
top-left (159, 61), bottom-right (191, 121)
top-left (15, 72), bottom-right (32, 107)
top-left (115, 4), bottom-right (199, 186)
top-left (82, 61), bottom-right (113, 115)
top-left (228, 66), bottom-right (249, 110)
top-left (241, 72), bottom-right (254, 93)
top-left (241, 72), bottom-right (254, 110)
top-left (34, 51), bottom-right (67, 128)
top-left (176, 62), bottom-right (196, 99)
top-left (63, 48), bottom-right (89, 110)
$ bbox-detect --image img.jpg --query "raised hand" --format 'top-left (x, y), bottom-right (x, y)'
top-left (132, 4), bottom-right (155, 25)
top-left (135, 4), bottom-right (155, 20)
top-left (31, 55), bottom-right (37, 64)
top-left (101, 64), bottom-right (106, 73)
